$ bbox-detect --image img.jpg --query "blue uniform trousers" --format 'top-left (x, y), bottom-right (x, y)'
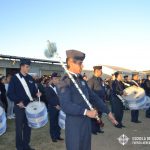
top-left (131, 110), bottom-right (139, 122)
top-left (65, 116), bottom-right (91, 150)
top-left (14, 105), bottom-right (31, 150)
top-left (146, 96), bottom-right (150, 118)
top-left (48, 107), bottom-right (60, 139)
top-left (113, 96), bottom-right (124, 125)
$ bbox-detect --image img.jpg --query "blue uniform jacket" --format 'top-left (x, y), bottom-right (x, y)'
top-left (7, 73), bottom-right (38, 106)
top-left (112, 79), bottom-right (125, 96)
top-left (57, 74), bottom-right (110, 116)
top-left (45, 85), bottom-right (60, 107)
top-left (57, 74), bottom-right (110, 150)
top-left (88, 76), bottom-right (106, 100)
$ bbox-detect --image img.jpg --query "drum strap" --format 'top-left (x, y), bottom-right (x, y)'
top-left (116, 94), bottom-right (125, 103)
top-left (50, 85), bottom-right (58, 95)
top-left (131, 80), bottom-right (139, 87)
top-left (16, 73), bottom-right (33, 101)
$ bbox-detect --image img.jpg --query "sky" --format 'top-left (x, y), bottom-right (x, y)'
top-left (0, 0), bottom-right (150, 71)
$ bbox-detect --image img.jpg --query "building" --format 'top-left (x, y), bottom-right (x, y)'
top-left (0, 54), bottom-right (147, 79)
top-left (0, 54), bottom-right (64, 77)
top-left (143, 70), bottom-right (150, 75)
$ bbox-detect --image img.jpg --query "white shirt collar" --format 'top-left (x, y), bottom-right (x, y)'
top-left (68, 71), bottom-right (78, 77)
top-left (49, 84), bottom-right (57, 94)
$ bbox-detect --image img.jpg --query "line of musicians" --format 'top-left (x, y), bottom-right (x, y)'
top-left (123, 73), bottom-right (150, 121)
top-left (87, 66), bottom-right (150, 131)
top-left (7, 59), bottom-right (64, 150)
top-left (5, 52), bottom-right (150, 150)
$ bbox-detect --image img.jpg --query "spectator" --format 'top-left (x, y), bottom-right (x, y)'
top-left (5, 74), bottom-right (15, 119)
top-left (0, 76), bottom-right (8, 113)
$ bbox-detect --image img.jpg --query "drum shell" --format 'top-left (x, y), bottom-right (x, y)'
top-left (123, 86), bottom-right (145, 101)
top-left (126, 96), bottom-right (147, 110)
top-left (58, 110), bottom-right (66, 130)
top-left (25, 102), bottom-right (48, 129)
top-left (0, 106), bottom-right (7, 136)
top-left (122, 87), bottom-right (150, 110)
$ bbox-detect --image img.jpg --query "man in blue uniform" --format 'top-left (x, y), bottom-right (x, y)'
top-left (45, 72), bottom-right (63, 142)
top-left (88, 65), bottom-right (106, 134)
top-left (123, 75), bottom-right (130, 87)
top-left (7, 59), bottom-right (40, 150)
top-left (57, 50), bottom-right (118, 150)
top-left (130, 73), bottom-right (141, 123)
top-left (112, 71), bottom-right (126, 128)
top-left (143, 75), bottom-right (150, 118)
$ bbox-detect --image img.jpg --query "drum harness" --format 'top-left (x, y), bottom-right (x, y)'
top-left (16, 73), bottom-right (34, 108)
top-left (117, 80), bottom-right (140, 108)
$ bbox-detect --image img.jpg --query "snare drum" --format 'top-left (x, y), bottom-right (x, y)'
top-left (58, 110), bottom-right (66, 130)
top-left (25, 101), bottom-right (48, 128)
top-left (122, 86), bottom-right (148, 110)
top-left (0, 106), bottom-right (6, 136)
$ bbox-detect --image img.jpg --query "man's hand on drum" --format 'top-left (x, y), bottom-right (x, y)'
top-left (123, 91), bottom-right (128, 96)
top-left (86, 109), bottom-right (98, 119)
top-left (17, 101), bottom-right (25, 108)
top-left (55, 105), bottom-right (61, 110)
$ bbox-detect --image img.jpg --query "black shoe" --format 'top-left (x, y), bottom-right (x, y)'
top-left (24, 148), bottom-right (35, 150)
top-left (98, 130), bottom-right (104, 133)
top-left (131, 120), bottom-right (142, 123)
top-left (136, 121), bottom-right (142, 123)
top-left (121, 124), bottom-right (126, 128)
top-left (115, 124), bottom-right (122, 128)
top-left (52, 139), bottom-right (57, 142)
top-left (57, 137), bottom-right (64, 141)
top-left (92, 132), bottom-right (97, 135)
top-left (146, 116), bottom-right (150, 118)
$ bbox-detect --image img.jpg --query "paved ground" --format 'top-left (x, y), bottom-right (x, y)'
top-left (0, 109), bottom-right (150, 150)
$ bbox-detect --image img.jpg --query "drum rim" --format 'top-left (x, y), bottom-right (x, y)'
top-left (26, 102), bottom-right (48, 129)
top-left (26, 107), bottom-right (47, 118)
top-left (26, 101), bottom-right (46, 114)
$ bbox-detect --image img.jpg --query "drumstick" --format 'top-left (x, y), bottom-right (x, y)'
top-left (38, 89), bottom-right (41, 104)
top-left (44, 40), bottom-right (101, 122)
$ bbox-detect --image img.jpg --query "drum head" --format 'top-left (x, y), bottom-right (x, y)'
top-left (122, 86), bottom-right (145, 101)
top-left (26, 102), bottom-right (45, 115)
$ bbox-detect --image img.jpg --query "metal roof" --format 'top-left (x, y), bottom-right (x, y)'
top-left (0, 54), bottom-right (61, 64)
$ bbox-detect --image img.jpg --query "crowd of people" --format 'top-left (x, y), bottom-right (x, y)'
top-left (0, 50), bottom-right (150, 150)
top-left (0, 74), bottom-right (15, 119)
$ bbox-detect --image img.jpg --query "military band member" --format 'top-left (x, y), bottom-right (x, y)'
top-left (112, 71), bottom-right (126, 128)
top-left (123, 75), bottom-right (131, 87)
top-left (109, 74), bottom-right (115, 113)
top-left (0, 76), bottom-right (7, 113)
top-left (57, 50), bottom-right (118, 150)
top-left (143, 75), bottom-right (150, 118)
top-left (88, 65), bottom-right (105, 134)
top-left (130, 73), bottom-right (141, 123)
top-left (7, 59), bottom-right (41, 150)
top-left (45, 72), bottom-right (63, 142)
